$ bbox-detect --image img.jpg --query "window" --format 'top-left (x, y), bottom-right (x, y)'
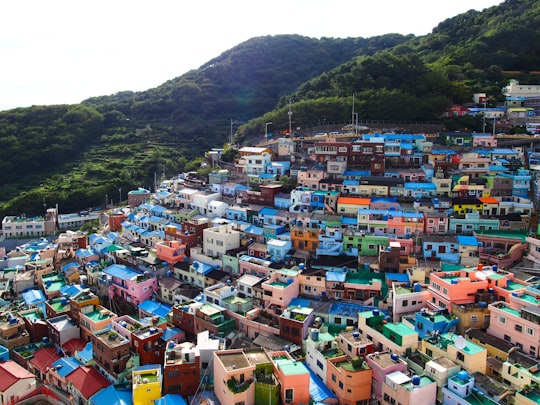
top-left (402, 300), bottom-right (408, 307)
top-left (456, 352), bottom-right (465, 361)
top-left (504, 334), bottom-right (511, 342)
top-left (334, 317), bottom-right (341, 325)
top-left (499, 316), bottom-right (506, 324)
top-left (526, 327), bottom-right (534, 336)
top-left (285, 389), bottom-right (294, 403)
top-left (470, 315), bottom-right (478, 323)
top-left (515, 324), bottom-right (523, 332)
top-left (332, 374), bottom-right (336, 382)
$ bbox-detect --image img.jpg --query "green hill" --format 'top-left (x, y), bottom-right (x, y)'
top-left (0, 0), bottom-right (539, 218)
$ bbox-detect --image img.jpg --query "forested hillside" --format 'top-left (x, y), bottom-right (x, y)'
top-left (0, 0), bottom-right (539, 218)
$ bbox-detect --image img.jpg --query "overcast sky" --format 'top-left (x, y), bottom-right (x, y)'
top-left (0, 0), bottom-right (503, 111)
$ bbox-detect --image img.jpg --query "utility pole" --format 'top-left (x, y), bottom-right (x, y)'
top-left (288, 100), bottom-right (292, 136)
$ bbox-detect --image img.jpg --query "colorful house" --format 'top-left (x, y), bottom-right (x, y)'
top-left (103, 264), bottom-right (158, 307)
top-left (132, 364), bottom-right (162, 405)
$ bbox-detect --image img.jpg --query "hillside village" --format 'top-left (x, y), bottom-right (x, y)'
top-left (2, 82), bottom-right (540, 405)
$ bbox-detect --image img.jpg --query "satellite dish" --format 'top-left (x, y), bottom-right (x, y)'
top-left (455, 335), bottom-right (466, 350)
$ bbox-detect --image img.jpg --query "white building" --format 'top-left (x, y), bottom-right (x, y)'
top-left (203, 225), bottom-right (241, 259)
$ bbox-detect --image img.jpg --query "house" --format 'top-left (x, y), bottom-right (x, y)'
top-left (203, 225), bottom-right (241, 259)
top-left (131, 324), bottom-right (166, 366)
top-left (163, 341), bottom-right (200, 397)
top-left (79, 306), bottom-right (117, 342)
top-left (0, 360), bottom-right (37, 405)
top-left (420, 333), bottom-right (487, 374)
top-left (279, 304), bottom-right (314, 345)
top-left (357, 310), bottom-right (418, 355)
top-left (103, 264), bottom-right (158, 307)
top-left (326, 355), bottom-right (373, 405)
top-left (391, 282), bottom-right (431, 323)
top-left (155, 239), bottom-right (186, 266)
top-left (0, 313), bottom-right (30, 350)
top-left (66, 365), bottom-right (111, 405)
top-left (366, 351), bottom-right (408, 402)
top-left (262, 269), bottom-right (301, 316)
top-left (28, 346), bottom-right (61, 383)
top-left (270, 350), bottom-right (310, 405)
top-left (131, 364), bottom-right (163, 405)
top-left (91, 328), bottom-right (131, 383)
top-left (47, 314), bottom-right (81, 347)
top-left (381, 372), bottom-right (437, 405)
top-left (213, 349), bottom-right (256, 405)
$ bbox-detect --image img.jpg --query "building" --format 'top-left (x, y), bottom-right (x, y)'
top-left (66, 365), bottom-right (111, 405)
top-left (132, 364), bottom-right (162, 405)
top-left (91, 328), bottom-right (131, 383)
top-left (213, 349), bottom-right (256, 405)
top-left (163, 341), bottom-right (200, 397)
top-left (203, 225), bottom-right (241, 259)
top-left (0, 360), bottom-right (37, 405)
top-left (103, 264), bottom-right (158, 307)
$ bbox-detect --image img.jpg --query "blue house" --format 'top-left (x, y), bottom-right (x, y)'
top-left (257, 207), bottom-right (278, 225)
top-left (414, 309), bottom-right (458, 339)
top-left (316, 228), bottom-right (343, 257)
top-left (266, 239), bottom-right (292, 263)
top-left (226, 205), bottom-right (248, 222)
top-left (22, 288), bottom-right (46, 310)
top-left (267, 161), bottom-right (291, 176)
top-left (422, 235), bottom-right (460, 264)
top-left (274, 193), bottom-right (291, 210)
top-left (404, 182), bottom-right (437, 199)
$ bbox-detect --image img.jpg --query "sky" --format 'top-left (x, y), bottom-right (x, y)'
top-left (0, 0), bottom-right (503, 112)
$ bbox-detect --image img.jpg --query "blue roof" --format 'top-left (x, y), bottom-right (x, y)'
top-left (404, 182), bottom-right (436, 190)
top-left (75, 248), bottom-right (97, 259)
top-left (90, 385), bottom-right (132, 405)
top-left (134, 363), bottom-right (162, 372)
top-left (162, 327), bottom-right (183, 342)
top-left (22, 289), bottom-right (46, 305)
top-left (139, 299), bottom-right (172, 318)
top-left (52, 356), bottom-right (82, 377)
top-left (289, 297), bottom-right (312, 308)
top-left (62, 261), bottom-right (79, 272)
top-left (77, 342), bottom-right (93, 364)
top-left (103, 264), bottom-right (141, 281)
top-left (457, 235), bottom-right (479, 246)
top-left (329, 302), bottom-right (384, 316)
top-left (386, 273), bottom-right (410, 283)
top-left (342, 179), bottom-right (359, 186)
top-left (193, 261), bottom-right (215, 275)
top-left (304, 362), bottom-right (337, 403)
top-left (59, 284), bottom-right (84, 298)
top-left (154, 394), bottom-right (188, 405)
top-left (259, 173), bottom-right (276, 179)
top-left (244, 225), bottom-right (264, 235)
top-left (341, 217), bottom-right (357, 225)
top-left (259, 207), bottom-right (278, 216)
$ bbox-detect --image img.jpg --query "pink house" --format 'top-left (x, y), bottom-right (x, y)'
top-left (297, 169), bottom-right (325, 189)
top-left (213, 349), bottom-right (256, 405)
top-left (270, 350), bottom-right (310, 405)
top-left (103, 264), bottom-right (158, 307)
top-left (487, 290), bottom-right (540, 357)
top-left (424, 212), bottom-right (449, 234)
top-left (261, 268), bottom-right (300, 314)
top-left (366, 351), bottom-right (408, 401)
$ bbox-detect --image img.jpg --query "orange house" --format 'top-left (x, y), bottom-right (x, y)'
top-left (326, 355), bottom-right (372, 404)
top-left (428, 264), bottom-right (514, 312)
top-left (290, 226), bottom-right (320, 253)
top-left (155, 239), bottom-right (186, 266)
top-left (270, 351), bottom-right (310, 405)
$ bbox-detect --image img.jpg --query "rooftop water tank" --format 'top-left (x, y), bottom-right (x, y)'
top-left (457, 370), bottom-right (469, 381)
top-left (352, 331), bottom-right (360, 339)
top-left (478, 301), bottom-right (488, 308)
top-left (372, 309), bottom-right (380, 316)
top-left (492, 265), bottom-right (498, 272)
top-left (412, 375), bottom-right (421, 386)
top-left (413, 283), bottom-right (422, 292)
top-left (168, 341), bottom-right (175, 349)
top-left (299, 263), bottom-right (305, 270)
top-left (311, 329), bottom-right (319, 341)
top-left (390, 353), bottom-right (400, 362)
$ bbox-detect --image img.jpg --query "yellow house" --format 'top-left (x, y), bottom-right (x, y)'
top-left (452, 198), bottom-right (483, 215)
top-left (337, 197), bottom-right (370, 216)
top-left (420, 333), bottom-right (487, 374)
top-left (132, 364), bottom-right (162, 405)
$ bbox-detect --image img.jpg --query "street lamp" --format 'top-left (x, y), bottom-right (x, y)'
top-left (354, 113), bottom-right (358, 136)
top-left (265, 122), bottom-right (272, 141)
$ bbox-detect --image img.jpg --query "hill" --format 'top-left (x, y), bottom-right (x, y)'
top-left (0, 0), bottom-right (539, 218)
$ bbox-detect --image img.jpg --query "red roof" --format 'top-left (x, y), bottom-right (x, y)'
top-left (30, 347), bottom-right (62, 372)
top-left (62, 338), bottom-right (87, 355)
top-left (0, 361), bottom-right (35, 391)
top-left (66, 366), bottom-right (111, 399)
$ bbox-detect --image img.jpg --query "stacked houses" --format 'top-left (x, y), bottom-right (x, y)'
top-left (1, 129), bottom-right (540, 404)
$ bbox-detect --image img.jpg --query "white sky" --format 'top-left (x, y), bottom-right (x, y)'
top-left (0, 0), bottom-right (503, 111)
